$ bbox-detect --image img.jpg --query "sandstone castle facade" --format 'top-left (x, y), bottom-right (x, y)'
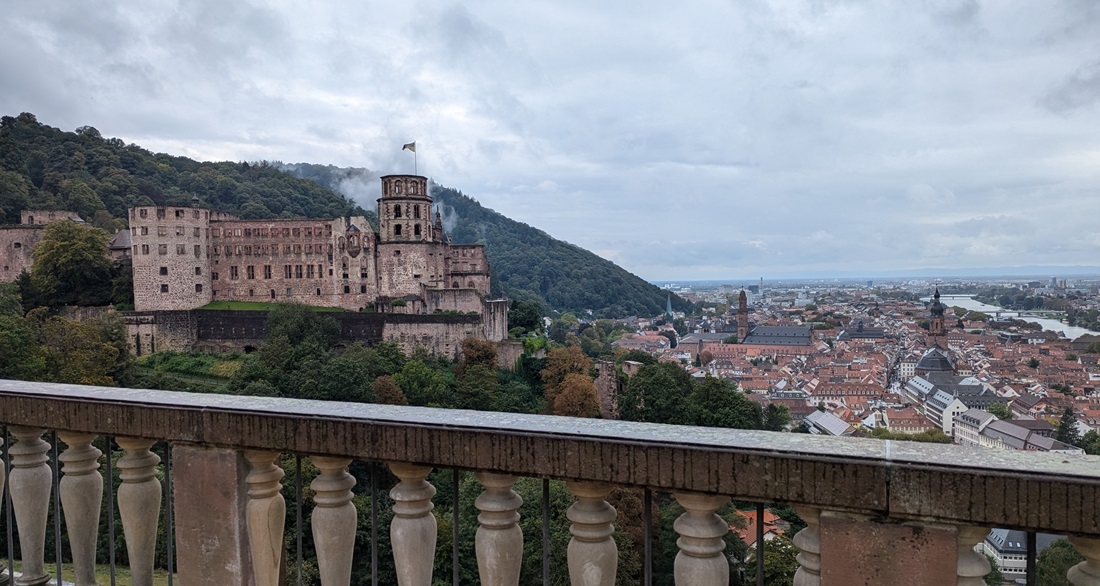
top-left (128, 174), bottom-right (492, 315)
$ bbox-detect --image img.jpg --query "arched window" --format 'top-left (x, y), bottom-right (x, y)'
top-left (414, 205), bottom-right (420, 219)
top-left (452, 281), bottom-right (459, 289)
top-left (395, 182), bottom-right (402, 195)
top-left (394, 205), bottom-right (402, 218)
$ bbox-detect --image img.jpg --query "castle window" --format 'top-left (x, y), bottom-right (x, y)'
top-left (249, 289), bottom-right (254, 297)
top-left (294, 244), bottom-right (301, 254)
top-left (195, 284), bottom-right (203, 293)
top-left (156, 209), bottom-right (165, 220)
top-left (194, 227), bottom-right (200, 237)
top-left (193, 210), bottom-right (200, 219)
top-left (283, 228), bottom-right (290, 237)
top-left (142, 244), bottom-right (150, 255)
top-left (247, 266), bottom-right (255, 279)
top-left (159, 267), bottom-right (168, 276)
top-left (414, 224), bottom-right (421, 237)
top-left (13, 242), bottom-right (21, 249)
top-left (293, 228), bottom-right (300, 237)
top-left (452, 281), bottom-right (459, 289)
top-left (139, 209), bottom-right (147, 218)
top-left (158, 244), bottom-right (167, 255)
top-left (271, 290), bottom-right (276, 299)
top-left (414, 205), bottom-right (420, 219)
top-left (316, 288), bottom-right (321, 295)
top-left (195, 267), bottom-right (202, 276)
top-left (343, 285), bottom-right (350, 293)
top-left (160, 284), bottom-right (169, 293)
top-left (395, 182), bottom-right (402, 195)
top-left (141, 226), bottom-right (148, 235)
top-left (245, 228), bottom-right (252, 237)
top-left (176, 226), bottom-right (184, 236)
top-left (177, 244), bottom-right (185, 255)
top-left (394, 225), bottom-right (402, 236)
top-left (284, 265), bottom-right (292, 278)
top-left (306, 228), bottom-right (312, 237)
top-left (394, 205), bottom-right (402, 218)
top-left (295, 265), bottom-right (303, 278)
top-left (175, 210), bottom-right (183, 218)
top-left (307, 265), bottom-right (315, 278)
top-left (286, 288), bottom-right (292, 297)
top-left (212, 272), bottom-right (219, 281)
top-left (264, 265), bottom-right (272, 279)
top-left (360, 285), bottom-right (366, 293)
top-left (230, 266), bottom-right (239, 280)
top-left (225, 246), bottom-right (231, 256)
top-left (394, 250), bottom-right (401, 256)
top-left (244, 246), bottom-right (252, 256)
top-left (158, 226), bottom-right (167, 236)
top-left (195, 245), bottom-right (201, 256)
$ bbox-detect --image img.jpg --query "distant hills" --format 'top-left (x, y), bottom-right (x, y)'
top-left (0, 113), bottom-right (688, 316)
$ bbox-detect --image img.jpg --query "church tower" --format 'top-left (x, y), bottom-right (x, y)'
top-left (378, 175), bottom-right (433, 243)
top-left (929, 288), bottom-right (946, 347)
top-left (737, 290), bottom-right (749, 343)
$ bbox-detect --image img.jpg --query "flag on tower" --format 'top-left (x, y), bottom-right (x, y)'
top-left (402, 142), bottom-right (416, 152)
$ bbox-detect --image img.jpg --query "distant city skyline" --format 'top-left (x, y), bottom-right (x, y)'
top-left (2, 2), bottom-right (1098, 281)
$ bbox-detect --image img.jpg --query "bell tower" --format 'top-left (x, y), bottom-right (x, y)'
top-left (737, 290), bottom-right (749, 343)
top-left (929, 288), bottom-right (946, 347)
top-left (378, 175), bottom-right (433, 243)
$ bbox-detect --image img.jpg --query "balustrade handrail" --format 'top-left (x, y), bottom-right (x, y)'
top-left (1, 379), bottom-right (1099, 537)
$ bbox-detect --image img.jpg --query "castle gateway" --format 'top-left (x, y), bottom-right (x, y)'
top-left (128, 175), bottom-right (492, 315)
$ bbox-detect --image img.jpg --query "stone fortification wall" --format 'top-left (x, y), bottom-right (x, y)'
top-left (0, 225), bottom-right (42, 281)
top-left (129, 206), bottom-right (213, 311)
top-left (444, 245), bottom-right (491, 293)
top-left (425, 288), bottom-right (484, 314)
top-left (481, 299), bottom-right (509, 342)
top-left (20, 210), bottom-right (82, 225)
top-left (122, 309), bottom-right (499, 359)
top-left (594, 361), bottom-right (620, 419)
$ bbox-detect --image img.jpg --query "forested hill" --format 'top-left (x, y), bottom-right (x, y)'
top-left (0, 112), bottom-right (687, 316)
top-left (278, 163), bottom-right (691, 317)
top-left (0, 112), bottom-right (367, 228)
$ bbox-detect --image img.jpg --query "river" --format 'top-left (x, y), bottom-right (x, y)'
top-left (927, 295), bottom-right (1095, 341)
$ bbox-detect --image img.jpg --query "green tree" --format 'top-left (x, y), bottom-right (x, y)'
top-left (619, 362), bottom-right (692, 424)
top-left (1056, 407), bottom-right (1081, 446)
top-left (1028, 357), bottom-right (1040, 369)
top-left (745, 535), bottom-right (800, 586)
top-left (372, 375), bottom-right (408, 405)
top-left (984, 554), bottom-right (1005, 586)
top-left (30, 219), bottom-right (113, 306)
top-left (508, 299), bottom-right (544, 336)
top-left (1037, 538), bottom-right (1084, 586)
top-left (264, 302), bottom-right (340, 347)
top-left (987, 402), bottom-right (1013, 421)
top-left (394, 359), bottom-right (453, 407)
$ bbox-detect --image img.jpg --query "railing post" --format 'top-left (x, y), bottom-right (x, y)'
top-left (58, 432), bottom-right (104, 586)
top-left (388, 461), bottom-right (437, 586)
top-left (245, 451), bottom-right (285, 586)
top-left (792, 506), bottom-right (821, 586)
top-left (957, 526), bottom-right (991, 586)
top-left (1067, 536), bottom-right (1100, 585)
top-left (117, 437), bottom-right (162, 586)
top-left (474, 472), bottom-right (523, 586)
top-left (565, 481), bottom-right (617, 586)
top-left (672, 492), bottom-right (730, 586)
top-left (9, 427), bottom-right (51, 586)
top-left (309, 455), bottom-right (356, 586)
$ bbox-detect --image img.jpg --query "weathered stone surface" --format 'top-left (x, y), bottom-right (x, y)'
top-left (2, 381), bottom-right (1100, 535)
top-left (173, 445), bottom-right (253, 586)
top-left (820, 513), bottom-right (957, 586)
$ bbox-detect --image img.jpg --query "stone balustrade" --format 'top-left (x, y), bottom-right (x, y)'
top-left (1, 379), bottom-right (1100, 585)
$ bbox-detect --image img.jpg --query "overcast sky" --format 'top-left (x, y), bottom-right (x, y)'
top-left (3, 1), bottom-right (1099, 281)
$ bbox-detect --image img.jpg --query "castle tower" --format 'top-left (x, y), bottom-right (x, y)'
top-left (929, 288), bottom-right (946, 347)
top-left (129, 205), bottom-right (213, 311)
top-left (737, 289), bottom-right (749, 343)
top-left (378, 175), bottom-right (433, 243)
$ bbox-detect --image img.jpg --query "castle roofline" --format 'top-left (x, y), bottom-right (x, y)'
top-left (380, 174), bottom-right (429, 181)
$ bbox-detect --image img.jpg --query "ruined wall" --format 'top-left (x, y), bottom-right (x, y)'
top-left (444, 245), bottom-right (491, 295)
top-left (425, 288), bottom-right (484, 314)
top-left (0, 226), bottom-right (42, 281)
top-left (481, 299), bottom-right (509, 342)
top-left (20, 210), bottom-right (82, 225)
top-left (381, 314), bottom-right (483, 359)
top-left (594, 361), bottom-right (620, 419)
top-left (129, 206), bottom-right (213, 311)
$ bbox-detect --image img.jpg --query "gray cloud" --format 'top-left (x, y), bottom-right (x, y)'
top-left (2, 0), bottom-right (1098, 279)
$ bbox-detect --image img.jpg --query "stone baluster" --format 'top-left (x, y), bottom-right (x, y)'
top-left (1068, 536), bottom-right (1100, 585)
top-left (58, 432), bottom-right (104, 586)
top-left (672, 492), bottom-right (730, 586)
top-left (474, 472), bottom-right (523, 586)
top-left (565, 481), bottom-right (617, 586)
top-left (116, 437), bottom-right (162, 586)
top-left (389, 462), bottom-right (437, 586)
top-left (792, 506), bottom-right (821, 586)
top-left (310, 456), bottom-right (356, 586)
top-left (246, 451), bottom-right (286, 586)
top-left (9, 427), bottom-right (52, 586)
top-left (957, 526), bottom-right (991, 586)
